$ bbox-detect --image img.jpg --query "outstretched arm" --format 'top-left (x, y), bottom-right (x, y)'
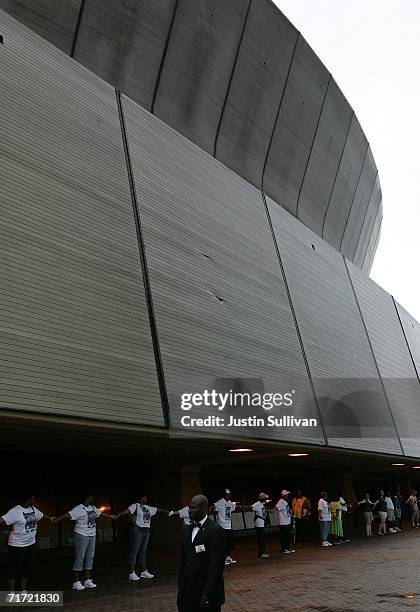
top-left (116, 509), bottom-right (131, 520)
top-left (54, 512), bottom-right (71, 524)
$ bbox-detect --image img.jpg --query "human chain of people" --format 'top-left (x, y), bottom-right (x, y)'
top-left (1, 486), bottom-right (418, 604)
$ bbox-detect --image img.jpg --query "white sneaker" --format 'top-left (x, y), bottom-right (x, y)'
top-left (289, 549), bottom-right (296, 553)
top-left (129, 572), bottom-right (140, 581)
top-left (227, 556), bottom-right (237, 564)
top-left (259, 553), bottom-right (270, 558)
top-left (83, 579), bottom-right (97, 588)
top-left (321, 541), bottom-right (332, 547)
top-left (72, 581), bottom-right (85, 591)
top-left (140, 570), bottom-right (154, 579)
top-left (283, 550), bottom-right (291, 554)
top-left (225, 558), bottom-right (231, 565)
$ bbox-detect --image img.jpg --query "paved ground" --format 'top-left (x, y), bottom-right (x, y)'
top-left (2, 527), bottom-right (420, 611)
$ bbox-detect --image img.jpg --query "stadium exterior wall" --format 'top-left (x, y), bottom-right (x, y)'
top-left (0, 0), bottom-right (382, 271)
top-left (0, 9), bottom-right (419, 460)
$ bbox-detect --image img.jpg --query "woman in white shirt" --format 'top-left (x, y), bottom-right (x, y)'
top-left (406, 489), bottom-right (420, 528)
top-left (54, 493), bottom-right (115, 591)
top-left (116, 494), bottom-right (168, 581)
top-left (0, 494), bottom-right (55, 594)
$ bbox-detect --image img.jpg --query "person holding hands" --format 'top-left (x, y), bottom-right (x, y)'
top-left (1, 494), bottom-right (55, 594)
top-left (54, 492), bottom-right (115, 590)
top-left (116, 494), bottom-right (168, 581)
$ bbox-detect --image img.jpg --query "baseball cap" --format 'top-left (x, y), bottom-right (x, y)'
top-left (258, 492), bottom-right (269, 501)
top-left (281, 489), bottom-right (290, 496)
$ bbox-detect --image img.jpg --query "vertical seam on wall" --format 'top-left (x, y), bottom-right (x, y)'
top-left (70, 0), bottom-right (86, 58)
top-left (150, 0), bottom-right (180, 114)
top-left (213, 0), bottom-right (253, 157)
top-left (321, 111), bottom-right (354, 238)
top-left (261, 32), bottom-right (300, 193)
top-left (360, 202), bottom-right (380, 270)
top-left (363, 213), bottom-right (382, 272)
top-left (339, 143), bottom-right (369, 251)
top-left (295, 74), bottom-right (332, 218)
top-left (392, 297), bottom-right (420, 382)
top-left (261, 191), bottom-right (328, 445)
top-left (115, 89), bottom-right (172, 429)
top-left (349, 170), bottom-right (377, 262)
top-left (343, 257), bottom-right (405, 455)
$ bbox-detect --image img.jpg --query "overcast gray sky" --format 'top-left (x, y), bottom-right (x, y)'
top-left (275, 0), bottom-right (419, 322)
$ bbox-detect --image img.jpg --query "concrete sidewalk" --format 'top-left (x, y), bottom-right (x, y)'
top-left (2, 529), bottom-right (420, 611)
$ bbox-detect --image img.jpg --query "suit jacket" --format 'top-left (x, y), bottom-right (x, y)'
top-left (177, 516), bottom-right (226, 607)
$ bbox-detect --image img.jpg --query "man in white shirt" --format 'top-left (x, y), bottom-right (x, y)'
top-left (318, 491), bottom-right (332, 547)
top-left (274, 490), bottom-right (295, 554)
top-left (385, 490), bottom-right (397, 533)
top-left (212, 489), bottom-right (238, 566)
top-left (251, 493), bottom-right (270, 558)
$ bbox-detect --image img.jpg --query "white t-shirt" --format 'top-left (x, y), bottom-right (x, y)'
top-left (178, 505), bottom-right (191, 526)
top-left (385, 496), bottom-right (394, 510)
top-left (408, 495), bottom-right (418, 507)
top-left (128, 503), bottom-right (157, 528)
top-left (2, 505), bottom-right (43, 547)
top-left (214, 498), bottom-right (236, 529)
top-left (276, 499), bottom-right (291, 526)
top-left (252, 501), bottom-right (267, 528)
top-left (339, 497), bottom-right (348, 513)
top-left (318, 499), bottom-right (331, 521)
top-left (69, 504), bottom-right (101, 537)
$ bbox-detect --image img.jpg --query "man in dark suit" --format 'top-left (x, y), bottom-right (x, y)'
top-left (177, 494), bottom-right (226, 612)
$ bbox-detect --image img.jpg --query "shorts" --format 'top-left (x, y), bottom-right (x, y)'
top-left (387, 509), bottom-right (395, 522)
top-left (378, 511), bottom-right (387, 521)
top-left (8, 545), bottom-right (33, 581)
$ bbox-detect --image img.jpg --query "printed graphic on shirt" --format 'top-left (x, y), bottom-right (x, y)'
top-left (86, 509), bottom-right (96, 530)
top-left (225, 507), bottom-right (231, 521)
top-left (23, 509), bottom-right (37, 533)
top-left (141, 507), bottom-right (151, 523)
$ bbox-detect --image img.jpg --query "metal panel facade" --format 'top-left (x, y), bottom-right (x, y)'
top-left (322, 115), bottom-right (367, 249)
top-left (297, 79), bottom-right (353, 236)
top-left (0, 11), bottom-right (164, 425)
top-left (0, 0), bottom-right (383, 267)
top-left (341, 147), bottom-right (377, 258)
top-left (123, 95), bottom-right (324, 445)
top-left (347, 262), bottom-right (420, 457)
top-left (73, 0), bottom-right (177, 110)
top-left (267, 197), bottom-right (402, 454)
top-left (263, 36), bottom-right (330, 217)
top-left (215, 0), bottom-right (298, 186)
top-left (0, 0), bottom-right (80, 53)
top-left (395, 302), bottom-right (420, 380)
top-left (152, 0), bottom-right (250, 154)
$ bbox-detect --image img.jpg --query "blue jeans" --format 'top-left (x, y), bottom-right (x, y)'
top-left (320, 520), bottom-right (330, 542)
top-left (128, 526), bottom-right (150, 567)
top-left (73, 533), bottom-right (96, 571)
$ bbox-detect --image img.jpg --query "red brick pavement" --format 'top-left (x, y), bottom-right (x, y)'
top-left (2, 529), bottom-right (420, 611)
